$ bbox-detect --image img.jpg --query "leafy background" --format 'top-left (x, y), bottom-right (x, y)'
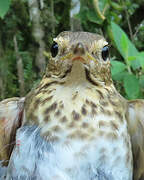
top-left (0, 0), bottom-right (144, 100)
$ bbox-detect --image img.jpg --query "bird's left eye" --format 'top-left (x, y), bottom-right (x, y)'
top-left (51, 42), bottom-right (59, 57)
top-left (102, 45), bottom-right (109, 61)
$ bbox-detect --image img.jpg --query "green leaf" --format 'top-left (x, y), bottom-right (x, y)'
top-left (123, 74), bottom-right (140, 99)
top-left (113, 71), bottom-right (129, 81)
top-left (111, 22), bottom-right (140, 69)
top-left (136, 52), bottom-right (144, 69)
top-left (111, 60), bottom-right (127, 81)
top-left (139, 75), bottom-right (144, 89)
top-left (127, 56), bottom-right (137, 61)
top-left (0, 0), bottom-right (11, 18)
top-left (111, 60), bottom-right (126, 75)
top-left (87, 11), bottom-right (103, 24)
top-left (110, 2), bottom-right (124, 11)
top-left (127, 52), bottom-right (144, 70)
top-left (99, 0), bottom-right (108, 12)
top-left (121, 34), bottom-right (128, 59)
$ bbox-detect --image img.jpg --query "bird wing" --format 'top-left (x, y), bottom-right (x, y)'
top-left (0, 97), bottom-right (25, 166)
top-left (127, 99), bottom-right (144, 180)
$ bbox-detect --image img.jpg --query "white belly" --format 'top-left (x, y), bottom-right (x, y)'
top-left (6, 124), bottom-right (133, 180)
top-left (7, 83), bottom-right (133, 179)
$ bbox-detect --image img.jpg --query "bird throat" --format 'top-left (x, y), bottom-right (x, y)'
top-left (65, 61), bottom-right (87, 86)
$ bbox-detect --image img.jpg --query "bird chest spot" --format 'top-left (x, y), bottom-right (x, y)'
top-left (81, 105), bottom-right (87, 115)
top-left (60, 116), bottom-right (68, 123)
top-left (51, 125), bottom-right (61, 132)
top-left (72, 91), bottom-right (78, 100)
top-left (27, 112), bottom-right (38, 124)
top-left (67, 121), bottom-right (75, 128)
top-left (48, 136), bottom-right (59, 142)
top-left (103, 109), bottom-right (112, 116)
top-left (67, 130), bottom-right (89, 140)
top-left (91, 108), bottom-right (97, 115)
top-left (43, 131), bottom-right (59, 142)
top-left (42, 130), bottom-right (52, 137)
top-left (40, 89), bottom-right (54, 94)
top-left (98, 120), bottom-right (119, 132)
top-left (110, 121), bottom-right (119, 130)
top-left (40, 95), bottom-right (53, 105)
top-left (67, 132), bottom-right (77, 139)
top-left (33, 98), bottom-right (41, 109)
top-left (50, 102), bottom-right (57, 111)
top-left (85, 99), bottom-right (90, 105)
top-left (44, 102), bottom-right (57, 114)
top-left (99, 99), bottom-right (109, 107)
top-left (115, 111), bottom-right (123, 123)
top-left (81, 122), bottom-right (89, 128)
top-left (100, 106), bottom-right (105, 113)
top-left (106, 132), bottom-right (118, 141)
top-left (84, 100), bottom-right (97, 115)
top-left (98, 120), bottom-right (108, 129)
top-left (88, 127), bottom-right (95, 133)
top-left (96, 89), bottom-right (104, 99)
top-left (79, 132), bottom-right (89, 140)
top-left (44, 115), bottom-right (51, 122)
top-left (59, 100), bottom-right (64, 109)
top-left (90, 101), bottom-right (97, 108)
top-left (54, 110), bottom-right (61, 117)
top-left (72, 110), bottom-right (81, 121)
top-left (109, 98), bottom-right (119, 107)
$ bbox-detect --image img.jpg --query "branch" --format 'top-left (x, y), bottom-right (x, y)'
top-left (28, 0), bottom-right (46, 75)
top-left (50, 0), bottom-right (55, 34)
top-left (124, 7), bottom-right (133, 42)
top-left (93, 0), bottom-right (106, 21)
top-left (13, 35), bottom-right (25, 96)
top-left (70, 0), bottom-right (82, 31)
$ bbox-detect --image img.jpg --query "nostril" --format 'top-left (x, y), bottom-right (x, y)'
top-left (73, 42), bottom-right (85, 55)
top-left (77, 42), bottom-right (84, 49)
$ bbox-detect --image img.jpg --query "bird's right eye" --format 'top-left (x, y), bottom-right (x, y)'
top-left (101, 45), bottom-right (109, 61)
top-left (51, 42), bottom-right (59, 57)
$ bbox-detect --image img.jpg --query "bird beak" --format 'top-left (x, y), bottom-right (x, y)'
top-left (71, 42), bottom-right (86, 62)
top-left (72, 56), bottom-right (85, 62)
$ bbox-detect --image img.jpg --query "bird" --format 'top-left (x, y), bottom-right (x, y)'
top-left (0, 31), bottom-right (144, 180)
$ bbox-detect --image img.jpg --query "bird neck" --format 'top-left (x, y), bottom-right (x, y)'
top-left (64, 61), bottom-right (87, 86)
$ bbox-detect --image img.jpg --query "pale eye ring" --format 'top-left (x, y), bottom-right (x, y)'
top-left (101, 45), bottom-right (109, 61)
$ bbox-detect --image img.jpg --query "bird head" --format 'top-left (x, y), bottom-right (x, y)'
top-left (46, 31), bottom-right (112, 86)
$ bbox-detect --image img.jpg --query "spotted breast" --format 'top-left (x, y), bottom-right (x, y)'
top-left (6, 31), bottom-right (133, 180)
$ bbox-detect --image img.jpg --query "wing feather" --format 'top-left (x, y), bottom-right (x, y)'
top-left (127, 100), bottom-right (144, 180)
top-left (0, 97), bottom-right (25, 166)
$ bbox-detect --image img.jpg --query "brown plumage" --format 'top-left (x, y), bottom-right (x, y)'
top-left (0, 31), bottom-right (144, 180)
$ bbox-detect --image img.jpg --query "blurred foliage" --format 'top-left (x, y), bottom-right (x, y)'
top-left (111, 22), bottom-right (144, 99)
top-left (0, 0), bottom-right (144, 100)
top-left (0, 0), bottom-right (10, 18)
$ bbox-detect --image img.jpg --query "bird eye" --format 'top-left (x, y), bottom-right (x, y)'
top-left (51, 42), bottom-right (59, 57)
top-left (102, 45), bottom-right (109, 61)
